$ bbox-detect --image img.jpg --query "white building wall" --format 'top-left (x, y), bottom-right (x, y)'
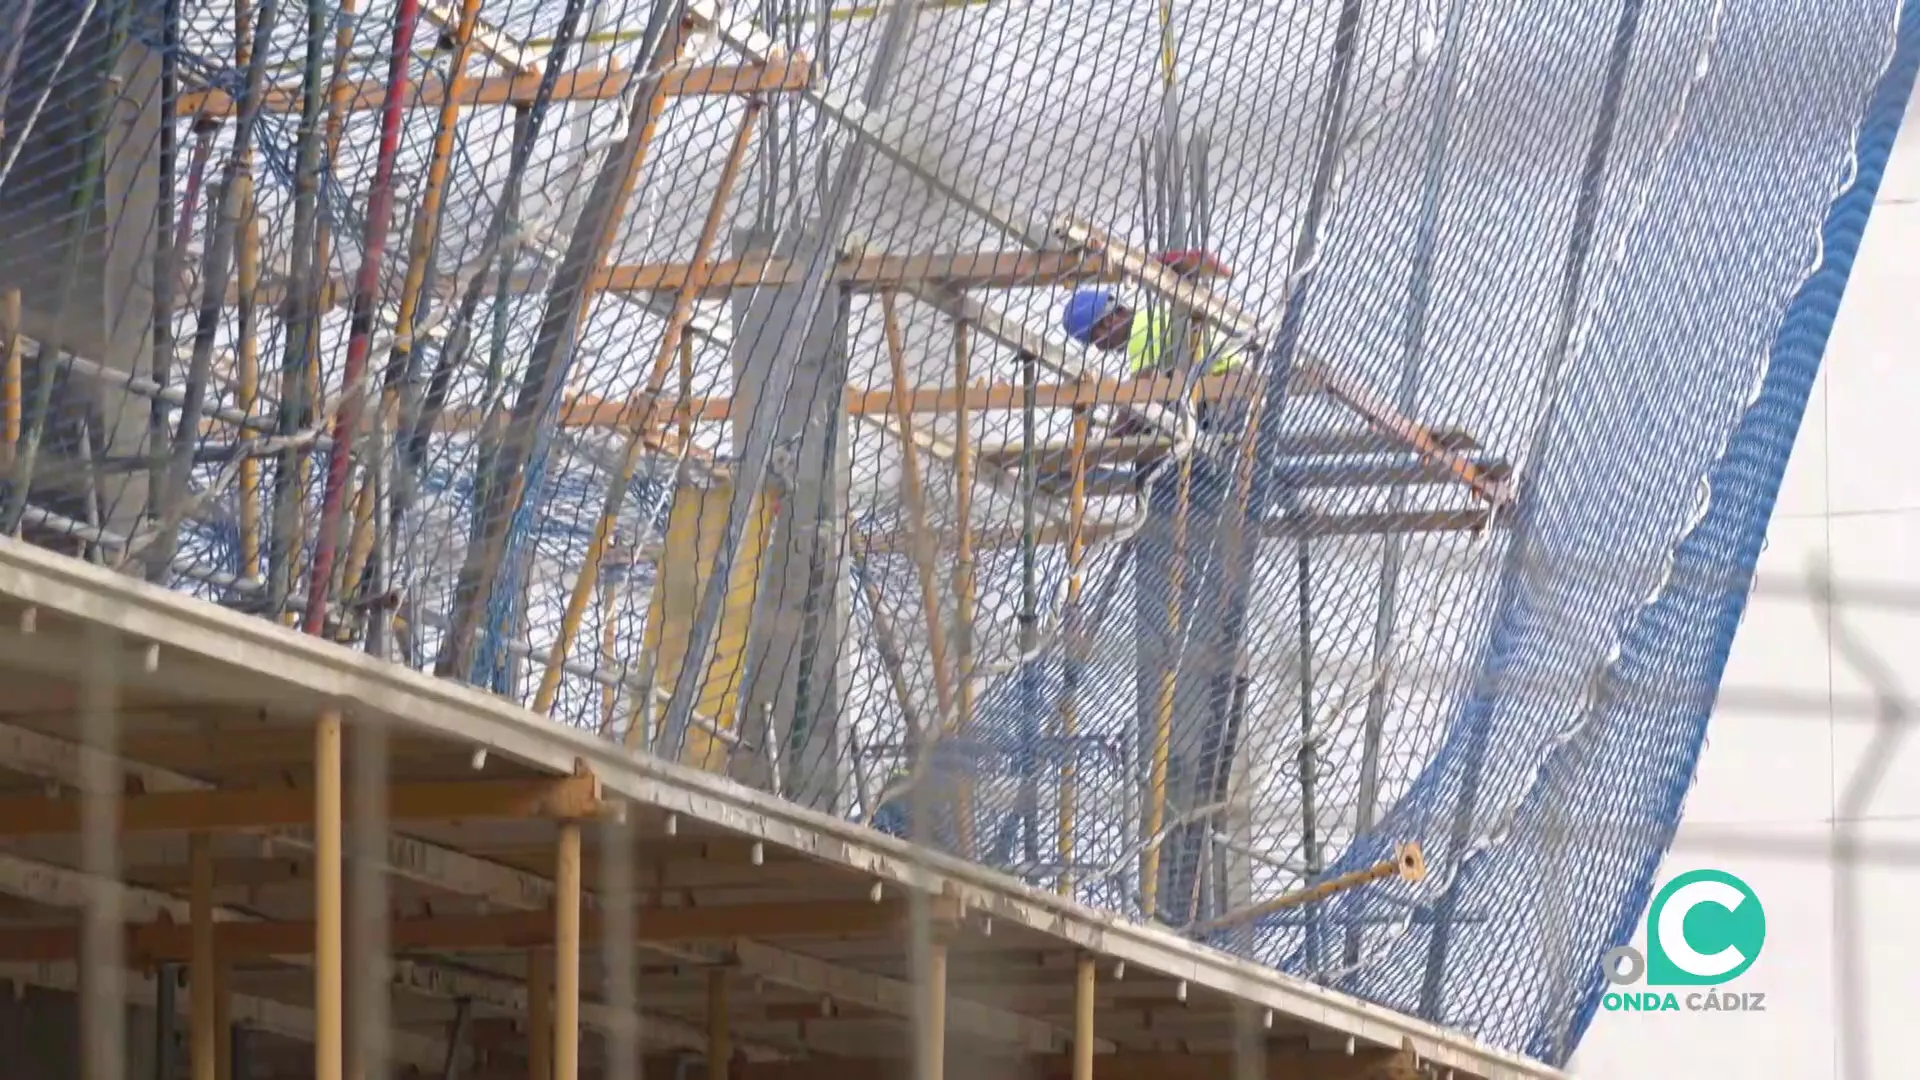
top-left (1570, 81), bottom-right (1920, 1080)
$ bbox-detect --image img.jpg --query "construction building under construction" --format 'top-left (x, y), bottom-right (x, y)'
top-left (0, 0), bottom-right (1909, 1076)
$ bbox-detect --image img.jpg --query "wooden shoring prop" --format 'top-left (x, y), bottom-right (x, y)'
top-left (315, 712), bottom-right (343, 1080)
top-left (555, 819), bottom-right (583, 1080)
top-left (880, 291), bottom-right (952, 746)
top-left (532, 97), bottom-right (762, 714)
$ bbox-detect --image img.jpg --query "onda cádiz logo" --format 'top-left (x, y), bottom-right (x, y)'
top-left (1600, 869), bottom-right (1767, 1015)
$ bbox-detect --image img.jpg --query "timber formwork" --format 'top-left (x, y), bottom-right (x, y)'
top-left (0, 537), bottom-right (1559, 1080)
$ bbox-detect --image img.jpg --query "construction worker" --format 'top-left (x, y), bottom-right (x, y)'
top-left (1059, 251), bottom-right (1246, 437)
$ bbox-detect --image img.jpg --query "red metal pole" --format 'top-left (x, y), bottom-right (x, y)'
top-left (302, 0), bottom-right (424, 635)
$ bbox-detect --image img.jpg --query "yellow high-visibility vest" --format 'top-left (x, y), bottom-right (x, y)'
top-left (1126, 309), bottom-right (1239, 376)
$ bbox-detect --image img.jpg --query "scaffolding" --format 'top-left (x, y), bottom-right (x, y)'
top-left (0, 0), bottom-right (1911, 1072)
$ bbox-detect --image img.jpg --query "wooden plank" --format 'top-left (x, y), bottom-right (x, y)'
top-left (487, 372), bottom-right (1269, 437)
top-left (0, 777), bottom-right (606, 835)
top-left (178, 57), bottom-right (813, 116)
top-left (210, 248), bottom-right (1159, 314)
top-left (0, 901), bottom-right (913, 960)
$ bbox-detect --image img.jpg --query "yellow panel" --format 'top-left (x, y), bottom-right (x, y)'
top-left (642, 478), bottom-right (774, 773)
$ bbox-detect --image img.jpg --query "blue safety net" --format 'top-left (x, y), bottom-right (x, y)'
top-left (0, 0), bottom-right (1912, 1064)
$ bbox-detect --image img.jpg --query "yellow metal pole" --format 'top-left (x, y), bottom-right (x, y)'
top-left (315, 710), bottom-right (344, 1080)
top-left (880, 291), bottom-right (953, 740)
top-left (235, 0), bottom-right (261, 579)
top-left (528, 948), bottom-right (552, 1080)
top-left (1056, 403), bottom-right (1090, 896)
top-left (1189, 842), bottom-right (1427, 935)
top-left (554, 821), bottom-right (583, 1080)
top-left (950, 322), bottom-right (977, 858)
top-left (533, 100), bottom-right (761, 714)
top-left (1072, 954), bottom-right (1095, 1080)
top-left (676, 335), bottom-right (695, 447)
top-left (597, 570), bottom-right (623, 735)
top-left (190, 834), bottom-right (216, 1080)
top-left (707, 968), bottom-right (730, 1080)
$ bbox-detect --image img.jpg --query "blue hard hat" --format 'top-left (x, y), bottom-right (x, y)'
top-left (1062, 289), bottom-right (1118, 343)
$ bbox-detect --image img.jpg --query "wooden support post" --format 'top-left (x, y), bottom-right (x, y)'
top-left (950, 322), bottom-right (977, 857)
top-left (191, 835), bottom-right (216, 1080)
top-left (315, 711), bottom-right (343, 1080)
top-left (880, 291), bottom-right (952, 744)
top-left (707, 968), bottom-right (731, 1080)
top-left (214, 959), bottom-right (232, 1080)
top-left (554, 821), bottom-right (583, 1080)
top-left (1072, 955), bottom-right (1095, 1080)
top-left (922, 937), bottom-right (948, 1080)
top-left (528, 949), bottom-right (552, 1080)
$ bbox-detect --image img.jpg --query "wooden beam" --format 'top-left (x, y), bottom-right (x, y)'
top-left (177, 58), bottom-right (812, 117)
top-left (726, 1046), bottom-right (1421, 1080)
top-left (480, 371), bottom-right (1269, 437)
top-left (0, 901), bottom-right (914, 961)
top-left (210, 248), bottom-right (1162, 315)
top-left (0, 723), bottom-right (1071, 1057)
top-left (0, 777), bottom-right (607, 835)
top-left (0, 842), bottom-right (791, 1064)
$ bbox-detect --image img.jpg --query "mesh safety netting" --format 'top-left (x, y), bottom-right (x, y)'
top-left (0, 0), bottom-right (1915, 1063)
